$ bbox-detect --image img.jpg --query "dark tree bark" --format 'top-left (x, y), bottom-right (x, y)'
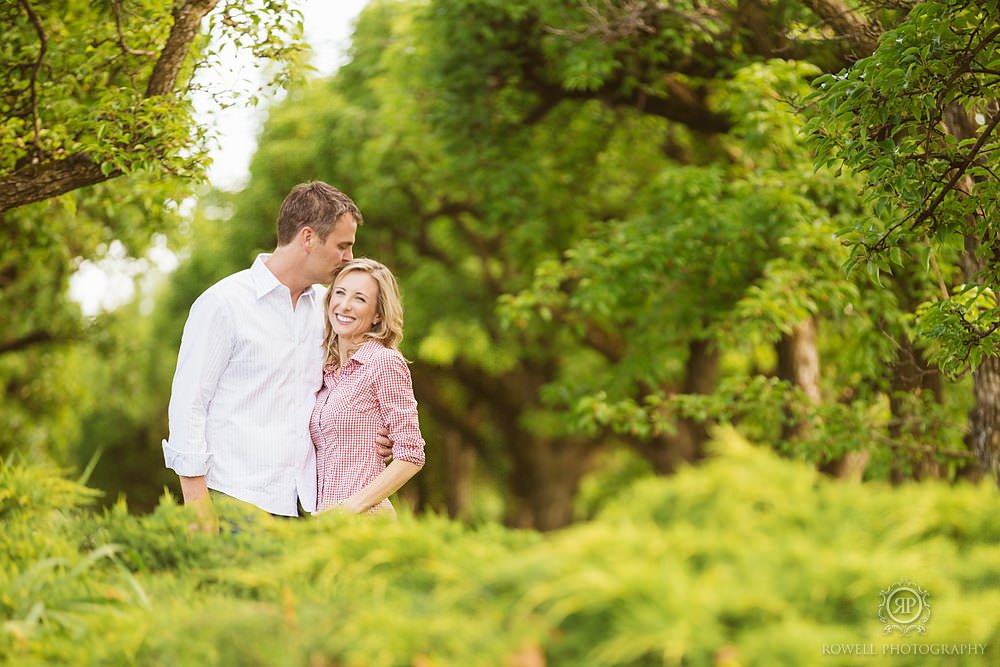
top-left (505, 433), bottom-right (596, 531)
top-left (798, 0), bottom-right (883, 58)
top-left (969, 358), bottom-right (1000, 484)
top-left (777, 318), bottom-right (822, 430)
top-left (639, 338), bottom-right (719, 474)
top-left (440, 431), bottom-right (475, 519)
top-left (412, 358), bottom-right (600, 531)
top-left (945, 103), bottom-right (1000, 484)
top-left (0, 330), bottom-right (72, 356)
top-left (888, 334), bottom-right (948, 482)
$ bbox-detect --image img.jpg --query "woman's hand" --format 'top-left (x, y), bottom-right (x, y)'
top-left (337, 499), bottom-right (364, 514)
top-left (342, 460), bottom-right (422, 514)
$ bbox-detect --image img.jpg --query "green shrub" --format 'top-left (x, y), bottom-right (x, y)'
top-left (2, 430), bottom-right (998, 666)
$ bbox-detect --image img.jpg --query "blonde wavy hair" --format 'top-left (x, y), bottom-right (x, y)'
top-left (322, 258), bottom-right (405, 369)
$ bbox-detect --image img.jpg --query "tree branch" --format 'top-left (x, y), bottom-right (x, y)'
top-left (936, 25), bottom-right (1000, 111)
top-left (799, 0), bottom-right (883, 59)
top-left (915, 109), bottom-right (1000, 234)
top-left (0, 0), bottom-right (221, 213)
top-left (0, 154), bottom-right (111, 215)
top-left (521, 71), bottom-right (733, 134)
top-left (146, 0), bottom-right (221, 97)
top-left (17, 0), bottom-right (46, 161)
top-left (0, 330), bottom-right (77, 356)
top-left (111, 0), bottom-right (157, 57)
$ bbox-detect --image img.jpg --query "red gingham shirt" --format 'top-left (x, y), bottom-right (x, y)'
top-left (310, 341), bottom-right (426, 513)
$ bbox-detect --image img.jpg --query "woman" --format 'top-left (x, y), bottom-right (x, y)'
top-left (309, 258), bottom-right (425, 515)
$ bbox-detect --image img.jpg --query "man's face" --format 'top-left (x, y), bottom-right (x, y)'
top-left (308, 215), bottom-right (357, 283)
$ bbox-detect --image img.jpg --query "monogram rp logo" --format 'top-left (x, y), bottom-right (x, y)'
top-left (878, 580), bottom-right (931, 635)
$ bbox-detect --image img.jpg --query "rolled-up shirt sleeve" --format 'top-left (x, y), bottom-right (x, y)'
top-left (162, 292), bottom-right (234, 476)
top-left (375, 353), bottom-right (426, 466)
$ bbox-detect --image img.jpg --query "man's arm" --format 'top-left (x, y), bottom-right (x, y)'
top-left (179, 475), bottom-right (210, 503)
top-left (163, 293), bottom-right (233, 531)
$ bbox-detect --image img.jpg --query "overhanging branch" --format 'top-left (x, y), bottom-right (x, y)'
top-left (799, 0), bottom-right (883, 58)
top-left (0, 0), bottom-right (221, 213)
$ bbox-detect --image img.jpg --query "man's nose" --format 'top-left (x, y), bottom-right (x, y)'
top-left (343, 248), bottom-right (354, 261)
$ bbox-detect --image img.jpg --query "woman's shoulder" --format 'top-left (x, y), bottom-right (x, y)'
top-left (357, 340), bottom-right (405, 363)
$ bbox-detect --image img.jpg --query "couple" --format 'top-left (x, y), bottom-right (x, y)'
top-left (162, 181), bottom-right (424, 531)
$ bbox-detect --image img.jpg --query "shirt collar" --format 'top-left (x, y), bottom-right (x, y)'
top-left (250, 253), bottom-right (316, 302)
top-left (348, 340), bottom-right (384, 365)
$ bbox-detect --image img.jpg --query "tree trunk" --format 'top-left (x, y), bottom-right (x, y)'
top-left (888, 334), bottom-right (946, 482)
top-left (441, 431), bottom-right (474, 519)
top-left (946, 103), bottom-right (1000, 483)
top-left (777, 317), bottom-right (821, 442)
top-left (505, 435), bottom-right (595, 531)
top-left (415, 360), bottom-right (600, 531)
top-left (777, 317), bottom-right (869, 480)
top-left (968, 358), bottom-right (1000, 484)
top-left (641, 337), bottom-right (719, 474)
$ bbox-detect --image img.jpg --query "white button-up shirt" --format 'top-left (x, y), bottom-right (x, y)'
top-left (162, 254), bottom-right (326, 515)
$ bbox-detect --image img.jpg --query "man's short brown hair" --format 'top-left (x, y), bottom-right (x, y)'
top-left (276, 181), bottom-right (363, 245)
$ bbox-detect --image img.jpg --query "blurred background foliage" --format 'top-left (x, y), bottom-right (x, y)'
top-left (3, 0), bottom-right (999, 529)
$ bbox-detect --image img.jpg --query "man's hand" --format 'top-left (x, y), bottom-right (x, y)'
top-left (179, 475), bottom-right (219, 535)
top-left (375, 427), bottom-right (393, 464)
top-left (189, 493), bottom-right (220, 534)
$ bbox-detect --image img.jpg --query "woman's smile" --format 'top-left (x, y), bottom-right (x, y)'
top-left (328, 270), bottom-right (380, 343)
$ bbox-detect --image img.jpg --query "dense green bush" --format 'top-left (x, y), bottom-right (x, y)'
top-left (3, 431), bottom-right (998, 666)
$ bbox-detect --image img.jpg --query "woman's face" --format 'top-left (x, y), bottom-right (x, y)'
top-left (328, 270), bottom-right (380, 344)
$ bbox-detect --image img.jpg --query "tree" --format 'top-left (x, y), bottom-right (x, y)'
top-left (0, 0), bottom-right (305, 461)
top-left (806, 0), bottom-right (1000, 480)
top-left (398, 0), bottom-right (971, 480)
top-left (0, 0), bottom-right (304, 212)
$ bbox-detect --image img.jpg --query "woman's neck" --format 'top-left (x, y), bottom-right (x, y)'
top-left (337, 336), bottom-right (365, 366)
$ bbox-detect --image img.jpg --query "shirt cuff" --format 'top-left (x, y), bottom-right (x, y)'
top-left (162, 439), bottom-right (211, 476)
top-left (391, 442), bottom-right (425, 467)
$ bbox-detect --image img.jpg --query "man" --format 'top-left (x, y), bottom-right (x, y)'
top-left (162, 181), bottom-right (388, 530)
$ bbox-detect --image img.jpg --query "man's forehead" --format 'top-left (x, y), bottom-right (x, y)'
top-left (331, 215), bottom-right (358, 237)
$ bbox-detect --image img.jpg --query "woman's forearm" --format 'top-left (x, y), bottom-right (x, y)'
top-left (342, 460), bottom-right (422, 513)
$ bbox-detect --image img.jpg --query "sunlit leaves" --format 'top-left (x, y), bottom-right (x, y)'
top-left (805, 1), bottom-right (1000, 371)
